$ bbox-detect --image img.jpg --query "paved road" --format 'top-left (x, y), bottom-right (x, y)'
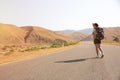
top-left (0, 42), bottom-right (120, 80)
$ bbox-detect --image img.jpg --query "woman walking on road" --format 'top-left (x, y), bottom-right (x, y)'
top-left (92, 23), bottom-right (104, 58)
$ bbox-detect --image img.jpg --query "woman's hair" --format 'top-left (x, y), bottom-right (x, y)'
top-left (92, 23), bottom-right (99, 27)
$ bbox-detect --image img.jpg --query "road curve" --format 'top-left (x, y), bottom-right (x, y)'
top-left (0, 42), bottom-right (120, 80)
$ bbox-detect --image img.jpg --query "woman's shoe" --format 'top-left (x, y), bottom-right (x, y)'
top-left (101, 54), bottom-right (104, 58)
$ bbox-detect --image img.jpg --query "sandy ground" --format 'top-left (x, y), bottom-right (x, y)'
top-left (0, 43), bottom-right (81, 64)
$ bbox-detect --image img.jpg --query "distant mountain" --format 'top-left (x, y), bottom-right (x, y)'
top-left (78, 28), bottom-right (93, 34)
top-left (56, 30), bottom-right (88, 41)
top-left (57, 28), bottom-right (93, 41)
top-left (59, 28), bottom-right (93, 34)
top-left (59, 30), bottom-right (76, 34)
top-left (69, 32), bottom-right (88, 41)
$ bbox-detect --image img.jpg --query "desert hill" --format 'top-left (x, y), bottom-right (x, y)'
top-left (103, 27), bottom-right (120, 40)
top-left (0, 23), bottom-right (73, 47)
top-left (0, 23), bottom-right (26, 45)
top-left (79, 27), bottom-right (120, 41)
top-left (21, 26), bottom-right (72, 44)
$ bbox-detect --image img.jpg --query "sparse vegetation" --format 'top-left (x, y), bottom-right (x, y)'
top-left (24, 47), bottom-right (40, 51)
top-left (50, 43), bottom-right (63, 48)
top-left (18, 45), bottom-right (50, 52)
top-left (64, 41), bottom-right (79, 46)
top-left (50, 41), bottom-right (79, 48)
top-left (113, 36), bottom-right (119, 42)
top-left (0, 41), bottom-right (80, 54)
top-left (40, 46), bottom-right (49, 49)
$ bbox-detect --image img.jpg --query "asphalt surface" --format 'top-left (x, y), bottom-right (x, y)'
top-left (0, 42), bottom-right (120, 80)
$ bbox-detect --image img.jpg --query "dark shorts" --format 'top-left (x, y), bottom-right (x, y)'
top-left (94, 39), bottom-right (101, 44)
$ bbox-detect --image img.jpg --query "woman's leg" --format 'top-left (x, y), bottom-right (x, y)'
top-left (98, 44), bottom-right (104, 58)
top-left (95, 44), bottom-right (99, 57)
top-left (98, 44), bottom-right (103, 54)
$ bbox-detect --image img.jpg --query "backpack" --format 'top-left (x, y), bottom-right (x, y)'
top-left (95, 27), bottom-right (104, 40)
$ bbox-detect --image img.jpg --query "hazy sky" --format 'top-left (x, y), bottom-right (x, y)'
top-left (0, 0), bottom-right (120, 30)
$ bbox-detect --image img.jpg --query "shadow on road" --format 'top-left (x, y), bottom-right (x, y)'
top-left (55, 57), bottom-right (97, 63)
